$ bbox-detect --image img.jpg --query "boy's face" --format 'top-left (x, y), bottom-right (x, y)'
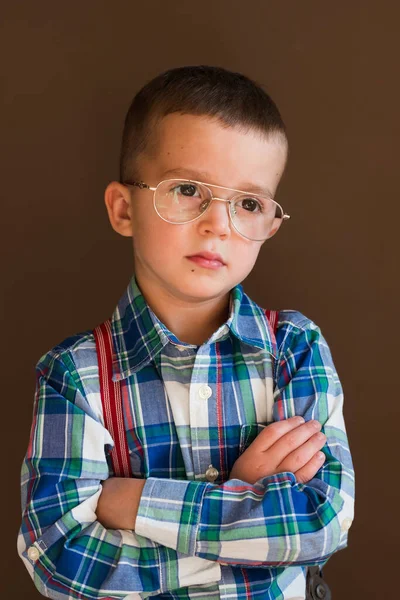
top-left (110, 113), bottom-right (287, 305)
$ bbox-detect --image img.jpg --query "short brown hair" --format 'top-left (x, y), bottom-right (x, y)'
top-left (119, 65), bottom-right (287, 182)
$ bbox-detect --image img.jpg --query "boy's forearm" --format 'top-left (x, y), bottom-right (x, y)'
top-left (135, 464), bottom-right (353, 567)
top-left (96, 477), bottom-right (145, 530)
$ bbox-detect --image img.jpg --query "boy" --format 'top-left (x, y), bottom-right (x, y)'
top-left (18, 66), bottom-right (354, 600)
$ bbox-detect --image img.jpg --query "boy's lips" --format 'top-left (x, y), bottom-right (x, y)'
top-left (187, 251), bottom-right (226, 269)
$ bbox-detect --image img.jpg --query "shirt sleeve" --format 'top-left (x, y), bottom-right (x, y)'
top-left (135, 314), bottom-right (355, 567)
top-left (18, 350), bottom-right (221, 599)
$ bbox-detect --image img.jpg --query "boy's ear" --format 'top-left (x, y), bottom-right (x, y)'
top-left (104, 182), bottom-right (134, 237)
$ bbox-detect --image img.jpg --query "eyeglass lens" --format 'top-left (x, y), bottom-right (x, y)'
top-left (154, 180), bottom-right (283, 241)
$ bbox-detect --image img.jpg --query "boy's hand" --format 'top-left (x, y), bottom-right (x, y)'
top-left (230, 416), bottom-right (326, 484)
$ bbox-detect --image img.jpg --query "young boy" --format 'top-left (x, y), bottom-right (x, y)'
top-left (18, 66), bottom-right (354, 600)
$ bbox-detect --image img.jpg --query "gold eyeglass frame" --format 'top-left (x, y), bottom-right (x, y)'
top-left (123, 178), bottom-right (290, 242)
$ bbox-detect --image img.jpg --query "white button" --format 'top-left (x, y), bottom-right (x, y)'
top-left (27, 546), bottom-right (40, 561)
top-left (199, 385), bottom-right (212, 400)
top-left (176, 345), bottom-right (186, 352)
top-left (205, 465), bottom-right (219, 481)
top-left (341, 517), bottom-right (353, 532)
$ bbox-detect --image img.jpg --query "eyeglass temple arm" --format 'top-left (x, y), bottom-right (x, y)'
top-left (123, 181), bottom-right (151, 190)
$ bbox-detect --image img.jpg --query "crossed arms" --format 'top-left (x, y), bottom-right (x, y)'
top-left (97, 416), bottom-right (328, 530)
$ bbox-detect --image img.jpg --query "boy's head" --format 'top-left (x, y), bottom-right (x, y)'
top-left (105, 66), bottom-right (289, 308)
top-left (119, 65), bottom-right (288, 183)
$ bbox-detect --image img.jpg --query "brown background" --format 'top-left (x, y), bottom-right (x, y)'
top-left (2, 1), bottom-right (399, 598)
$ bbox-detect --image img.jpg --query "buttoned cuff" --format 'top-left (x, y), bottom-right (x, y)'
top-left (135, 477), bottom-right (210, 555)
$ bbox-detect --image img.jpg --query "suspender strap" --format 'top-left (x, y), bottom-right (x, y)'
top-left (94, 320), bottom-right (132, 478)
top-left (265, 309), bottom-right (279, 365)
top-left (265, 309), bottom-right (279, 339)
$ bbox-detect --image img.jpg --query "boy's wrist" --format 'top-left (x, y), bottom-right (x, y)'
top-left (96, 477), bottom-right (146, 530)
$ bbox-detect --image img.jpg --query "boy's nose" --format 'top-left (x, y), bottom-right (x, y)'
top-left (197, 197), bottom-right (232, 238)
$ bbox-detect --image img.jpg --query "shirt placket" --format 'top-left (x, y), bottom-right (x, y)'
top-left (190, 344), bottom-right (225, 483)
top-left (157, 345), bottom-right (197, 480)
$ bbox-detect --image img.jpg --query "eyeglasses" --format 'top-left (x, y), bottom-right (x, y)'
top-left (123, 178), bottom-right (290, 241)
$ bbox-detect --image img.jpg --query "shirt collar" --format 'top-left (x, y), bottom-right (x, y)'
top-left (110, 275), bottom-right (277, 381)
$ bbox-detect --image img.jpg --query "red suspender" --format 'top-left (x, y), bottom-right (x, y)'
top-left (93, 320), bottom-right (132, 478)
top-left (265, 309), bottom-right (279, 339)
top-left (94, 310), bottom-right (278, 478)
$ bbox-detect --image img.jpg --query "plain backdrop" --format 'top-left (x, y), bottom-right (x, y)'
top-left (2, 2), bottom-right (399, 598)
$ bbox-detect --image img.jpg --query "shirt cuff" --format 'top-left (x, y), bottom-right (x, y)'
top-left (135, 477), bottom-right (210, 555)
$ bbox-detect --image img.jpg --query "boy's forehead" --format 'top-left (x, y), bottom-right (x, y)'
top-left (141, 113), bottom-right (287, 194)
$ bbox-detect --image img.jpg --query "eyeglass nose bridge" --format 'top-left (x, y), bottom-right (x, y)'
top-left (211, 196), bottom-right (231, 204)
top-left (201, 194), bottom-right (239, 220)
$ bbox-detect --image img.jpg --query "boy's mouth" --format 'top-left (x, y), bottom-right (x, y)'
top-left (187, 252), bottom-right (226, 269)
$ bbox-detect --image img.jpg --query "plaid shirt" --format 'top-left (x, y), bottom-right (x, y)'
top-left (18, 276), bottom-right (354, 600)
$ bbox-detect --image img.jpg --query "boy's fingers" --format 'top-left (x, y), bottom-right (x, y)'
top-left (294, 451), bottom-right (326, 484)
top-left (264, 420), bottom-right (323, 467)
top-left (278, 432), bottom-right (326, 474)
top-left (250, 416), bottom-right (306, 452)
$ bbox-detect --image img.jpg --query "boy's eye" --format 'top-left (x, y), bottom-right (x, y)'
top-left (172, 183), bottom-right (200, 197)
top-left (239, 197), bottom-right (263, 213)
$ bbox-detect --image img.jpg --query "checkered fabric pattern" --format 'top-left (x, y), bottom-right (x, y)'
top-left (18, 276), bottom-right (354, 599)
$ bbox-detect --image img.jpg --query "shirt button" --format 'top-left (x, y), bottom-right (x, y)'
top-left (341, 517), bottom-right (353, 532)
top-left (199, 385), bottom-right (212, 400)
top-left (205, 465), bottom-right (219, 482)
top-left (27, 546), bottom-right (40, 561)
top-left (176, 345), bottom-right (186, 352)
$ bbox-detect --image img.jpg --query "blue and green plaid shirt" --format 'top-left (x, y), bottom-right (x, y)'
top-left (18, 276), bottom-right (354, 599)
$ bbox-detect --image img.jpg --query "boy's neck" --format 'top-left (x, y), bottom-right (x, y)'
top-left (135, 275), bottom-right (231, 346)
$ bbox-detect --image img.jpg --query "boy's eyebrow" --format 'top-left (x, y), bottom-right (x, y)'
top-left (160, 168), bottom-right (275, 198)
